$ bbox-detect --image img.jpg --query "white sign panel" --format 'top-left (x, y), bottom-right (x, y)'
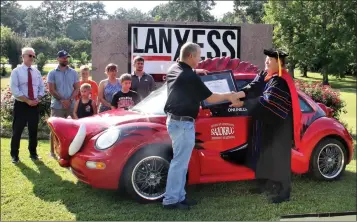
top-left (128, 24), bottom-right (241, 74)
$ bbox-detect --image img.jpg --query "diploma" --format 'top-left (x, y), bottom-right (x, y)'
top-left (204, 79), bottom-right (231, 94)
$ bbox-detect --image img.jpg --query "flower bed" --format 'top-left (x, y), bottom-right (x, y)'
top-left (294, 79), bottom-right (347, 120)
top-left (1, 76), bottom-right (51, 139)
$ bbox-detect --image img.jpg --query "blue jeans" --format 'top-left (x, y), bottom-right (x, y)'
top-left (162, 115), bottom-right (195, 205)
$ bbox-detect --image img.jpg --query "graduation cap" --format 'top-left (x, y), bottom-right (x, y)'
top-left (264, 48), bottom-right (288, 77)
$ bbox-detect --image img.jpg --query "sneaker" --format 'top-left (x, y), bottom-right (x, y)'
top-left (12, 156), bottom-right (19, 164)
top-left (30, 155), bottom-right (41, 161)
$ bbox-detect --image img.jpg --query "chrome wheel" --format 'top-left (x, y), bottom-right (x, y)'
top-left (131, 156), bottom-right (169, 200)
top-left (317, 143), bottom-right (345, 179)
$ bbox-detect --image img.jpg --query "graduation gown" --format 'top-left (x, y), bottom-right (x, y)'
top-left (242, 69), bottom-right (301, 189)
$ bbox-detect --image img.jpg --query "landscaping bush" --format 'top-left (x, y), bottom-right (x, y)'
top-left (35, 53), bottom-right (48, 74)
top-left (1, 76), bottom-right (51, 130)
top-left (4, 34), bottom-right (23, 69)
top-left (54, 37), bottom-right (75, 54)
top-left (73, 40), bottom-right (91, 59)
top-left (78, 52), bottom-right (89, 66)
top-left (29, 37), bottom-right (54, 57)
top-left (295, 79), bottom-right (347, 120)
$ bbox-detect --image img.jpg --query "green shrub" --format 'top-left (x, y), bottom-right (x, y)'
top-left (1, 75), bottom-right (51, 128)
top-left (295, 79), bottom-right (347, 120)
top-left (4, 34), bottom-right (23, 69)
top-left (35, 53), bottom-right (48, 73)
top-left (30, 37), bottom-right (54, 57)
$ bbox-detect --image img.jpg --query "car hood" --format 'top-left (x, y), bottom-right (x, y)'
top-left (47, 109), bottom-right (164, 144)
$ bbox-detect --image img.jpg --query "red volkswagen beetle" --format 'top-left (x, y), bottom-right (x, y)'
top-left (47, 57), bottom-right (354, 203)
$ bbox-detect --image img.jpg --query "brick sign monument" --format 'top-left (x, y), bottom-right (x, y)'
top-left (91, 20), bottom-right (273, 84)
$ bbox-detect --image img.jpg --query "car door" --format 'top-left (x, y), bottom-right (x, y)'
top-left (194, 78), bottom-right (253, 176)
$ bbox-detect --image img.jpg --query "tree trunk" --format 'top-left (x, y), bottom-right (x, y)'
top-left (322, 67), bottom-right (329, 85)
top-left (302, 65), bottom-right (308, 77)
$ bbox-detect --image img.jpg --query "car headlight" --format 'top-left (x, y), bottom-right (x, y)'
top-left (96, 127), bottom-right (120, 150)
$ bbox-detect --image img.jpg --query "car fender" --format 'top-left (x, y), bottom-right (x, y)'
top-left (112, 122), bottom-right (172, 188)
top-left (299, 117), bottom-right (353, 168)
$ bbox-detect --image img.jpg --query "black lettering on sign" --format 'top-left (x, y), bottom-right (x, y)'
top-left (207, 30), bottom-right (221, 58)
top-left (193, 30), bottom-right (206, 60)
top-left (133, 28), bottom-right (144, 53)
top-left (159, 29), bottom-right (171, 53)
top-left (145, 28), bottom-right (158, 53)
top-left (173, 29), bottom-right (190, 61)
top-left (223, 31), bottom-right (236, 58)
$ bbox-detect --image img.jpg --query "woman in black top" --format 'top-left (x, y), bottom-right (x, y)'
top-left (73, 83), bottom-right (97, 119)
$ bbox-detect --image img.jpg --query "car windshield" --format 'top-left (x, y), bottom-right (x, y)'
top-left (130, 83), bottom-right (167, 115)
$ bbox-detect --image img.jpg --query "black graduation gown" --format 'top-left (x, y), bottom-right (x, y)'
top-left (242, 73), bottom-right (293, 189)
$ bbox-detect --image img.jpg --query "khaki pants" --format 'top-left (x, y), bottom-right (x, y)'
top-left (50, 108), bottom-right (74, 154)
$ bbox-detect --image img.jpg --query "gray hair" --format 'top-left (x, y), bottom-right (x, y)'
top-left (179, 42), bottom-right (200, 61)
top-left (21, 47), bottom-right (35, 55)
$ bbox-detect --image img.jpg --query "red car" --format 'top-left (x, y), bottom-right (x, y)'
top-left (47, 57), bottom-right (354, 203)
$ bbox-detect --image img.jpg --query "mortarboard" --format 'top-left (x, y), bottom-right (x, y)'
top-left (264, 48), bottom-right (288, 77)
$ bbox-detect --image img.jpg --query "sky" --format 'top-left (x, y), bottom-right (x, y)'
top-left (17, 1), bottom-right (234, 19)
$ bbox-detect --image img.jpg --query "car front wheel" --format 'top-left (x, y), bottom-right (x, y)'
top-left (309, 138), bottom-right (347, 181)
top-left (121, 146), bottom-right (171, 203)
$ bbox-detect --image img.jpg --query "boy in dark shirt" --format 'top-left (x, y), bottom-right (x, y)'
top-left (111, 74), bottom-right (139, 110)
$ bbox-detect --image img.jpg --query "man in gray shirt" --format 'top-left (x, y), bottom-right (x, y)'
top-left (130, 56), bottom-right (156, 101)
top-left (10, 47), bottom-right (45, 163)
top-left (47, 50), bottom-right (80, 157)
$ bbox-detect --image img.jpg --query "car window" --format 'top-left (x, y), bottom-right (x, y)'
top-left (130, 84), bottom-right (167, 115)
top-left (299, 96), bottom-right (313, 113)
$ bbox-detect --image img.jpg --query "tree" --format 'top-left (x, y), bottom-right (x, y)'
top-left (112, 7), bottom-right (153, 21)
top-left (0, 26), bottom-right (14, 59)
top-left (4, 34), bottom-right (23, 69)
top-left (0, 1), bottom-right (27, 34)
top-left (150, 0), bottom-right (216, 22)
top-left (229, 0), bottom-right (267, 24)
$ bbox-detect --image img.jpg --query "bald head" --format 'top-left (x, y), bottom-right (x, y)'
top-left (179, 42), bottom-right (201, 68)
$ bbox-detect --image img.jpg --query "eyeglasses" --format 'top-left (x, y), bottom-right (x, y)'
top-left (25, 54), bottom-right (36, 58)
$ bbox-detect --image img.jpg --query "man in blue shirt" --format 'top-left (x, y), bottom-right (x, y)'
top-left (47, 50), bottom-right (80, 158)
top-left (10, 47), bottom-right (45, 163)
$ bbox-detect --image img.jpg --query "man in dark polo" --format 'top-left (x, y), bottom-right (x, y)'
top-left (162, 42), bottom-right (243, 210)
top-left (130, 56), bottom-right (156, 101)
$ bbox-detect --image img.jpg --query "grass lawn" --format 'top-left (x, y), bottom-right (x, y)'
top-left (1, 71), bottom-right (356, 220)
top-left (0, 139), bottom-right (356, 221)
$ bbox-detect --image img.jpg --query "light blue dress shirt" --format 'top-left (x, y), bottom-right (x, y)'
top-left (9, 64), bottom-right (45, 101)
top-left (47, 66), bottom-right (79, 109)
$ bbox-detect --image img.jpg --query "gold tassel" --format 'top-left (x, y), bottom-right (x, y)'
top-left (277, 51), bottom-right (282, 77)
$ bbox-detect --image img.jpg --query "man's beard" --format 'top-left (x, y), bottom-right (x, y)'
top-left (60, 61), bottom-right (68, 67)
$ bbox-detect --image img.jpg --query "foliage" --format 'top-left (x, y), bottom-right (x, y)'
top-left (35, 53), bottom-right (48, 73)
top-left (264, 0), bottom-right (357, 83)
top-left (29, 37), bottom-right (54, 57)
top-left (150, 0), bottom-right (216, 22)
top-left (0, 76), bottom-right (51, 127)
top-left (72, 40), bottom-right (91, 59)
top-left (295, 79), bottom-right (347, 120)
top-left (111, 7), bottom-right (153, 21)
top-left (0, 25), bottom-right (14, 59)
top-left (4, 33), bottom-right (23, 69)
top-left (78, 52), bottom-right (89, 66)
top-left (54, 38), bottom-right (75, 55)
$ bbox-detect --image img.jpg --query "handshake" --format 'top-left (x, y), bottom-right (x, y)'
top-left (228, 91), bottom-right (246, 108)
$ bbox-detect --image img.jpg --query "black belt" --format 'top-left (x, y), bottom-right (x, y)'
top-left (169, 113), bottom-right (195, 122)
